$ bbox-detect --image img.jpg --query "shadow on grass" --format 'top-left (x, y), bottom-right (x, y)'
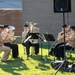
top-left (30, 52), bottom-right (75, 73)
top-left (30, 55), bottom-right (53, 71)
top-left (0, 57), bottom-right (29, 75)
top-left (35, 62), bottom-right (50, 71)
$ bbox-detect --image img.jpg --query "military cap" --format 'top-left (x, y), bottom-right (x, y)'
top-left (4, 25), bottom-right (9, 28)
top-left (62, 24), bottom-right (67, 28)
top-left (24, 24), bottom-right (29, 27)
top-left (70, 26), bottom-right (75, 30)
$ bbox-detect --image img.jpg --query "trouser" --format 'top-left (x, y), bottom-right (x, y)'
top-left (0, 46), bottom-right (10, 61)
top-left (22, 41), bottom-right (39, 56)
top-left (49, 42), bottom-right (65, 56)
top-left (56, 45), bottom-right (72, 59)
top-left (4, 43), bottom-right (18, 58)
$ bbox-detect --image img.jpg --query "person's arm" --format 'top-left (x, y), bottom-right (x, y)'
top-left (1, 32), bottom-right (9, 41)
top-left (22, 31), bottom-right (26, 43)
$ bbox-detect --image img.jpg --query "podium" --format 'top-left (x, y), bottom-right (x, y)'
top-left (44, 34), bottom-right (55, 56)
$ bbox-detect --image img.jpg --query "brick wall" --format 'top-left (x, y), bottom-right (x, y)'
top-left (0, 9), bottom-right (22, 36)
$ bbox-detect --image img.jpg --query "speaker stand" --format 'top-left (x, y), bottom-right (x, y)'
top-left (53, 12), bottom-right (68, 75)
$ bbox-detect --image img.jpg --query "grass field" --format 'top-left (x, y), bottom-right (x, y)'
top-left (0, 44), bottom-right (75, 75)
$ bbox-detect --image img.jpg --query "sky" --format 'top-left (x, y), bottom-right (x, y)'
top-left (0, 0), bottom-right (22, 9)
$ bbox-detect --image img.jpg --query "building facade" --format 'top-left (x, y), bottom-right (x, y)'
top-left (22, 0), bottom-right (75, 40)
top-left (0, 0), bottom-right (22, 36)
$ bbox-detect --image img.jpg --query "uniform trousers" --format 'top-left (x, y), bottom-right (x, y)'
top-left (49, 42), bottom-right (64, 56)
top-left (56, 44), bottom-right (72, 59)
top-left (4, 43), bottom-right (18, 58)
top-left (22, 41), bottom-right (39, 56)
top-left (0, 46), bottom-right (10, 61)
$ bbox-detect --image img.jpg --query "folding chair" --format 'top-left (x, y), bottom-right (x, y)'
top-left (66, 42), bottom-right (75, 58)
top-left (66, 47), bottom-right (75, 58)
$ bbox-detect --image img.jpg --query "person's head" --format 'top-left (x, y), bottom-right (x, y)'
top-left (23, 24), bottom-right (29, 31)
top-left (70, 26), bottom-right (75, 33)
top-left (4, 25), bottom-right (9, 32)
top-left (62, 24), bottom-right (67, 31)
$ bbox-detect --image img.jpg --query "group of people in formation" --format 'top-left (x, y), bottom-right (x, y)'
top-left (49, 25), bottom-right (75, 60)
top-left (0, 22), bottom-right (40, 62)
top-left (0, 23), bottom-right (75, 62)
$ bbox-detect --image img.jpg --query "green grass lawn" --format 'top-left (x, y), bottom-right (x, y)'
top-left (0, 44), bottom-right (75, 75)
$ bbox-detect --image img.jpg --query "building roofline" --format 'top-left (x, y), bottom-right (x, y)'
top-left (0, 8), bottom-right (22, 10)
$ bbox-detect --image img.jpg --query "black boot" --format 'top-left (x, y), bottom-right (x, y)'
top-left (49, 48), bottom-right (54, 55)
